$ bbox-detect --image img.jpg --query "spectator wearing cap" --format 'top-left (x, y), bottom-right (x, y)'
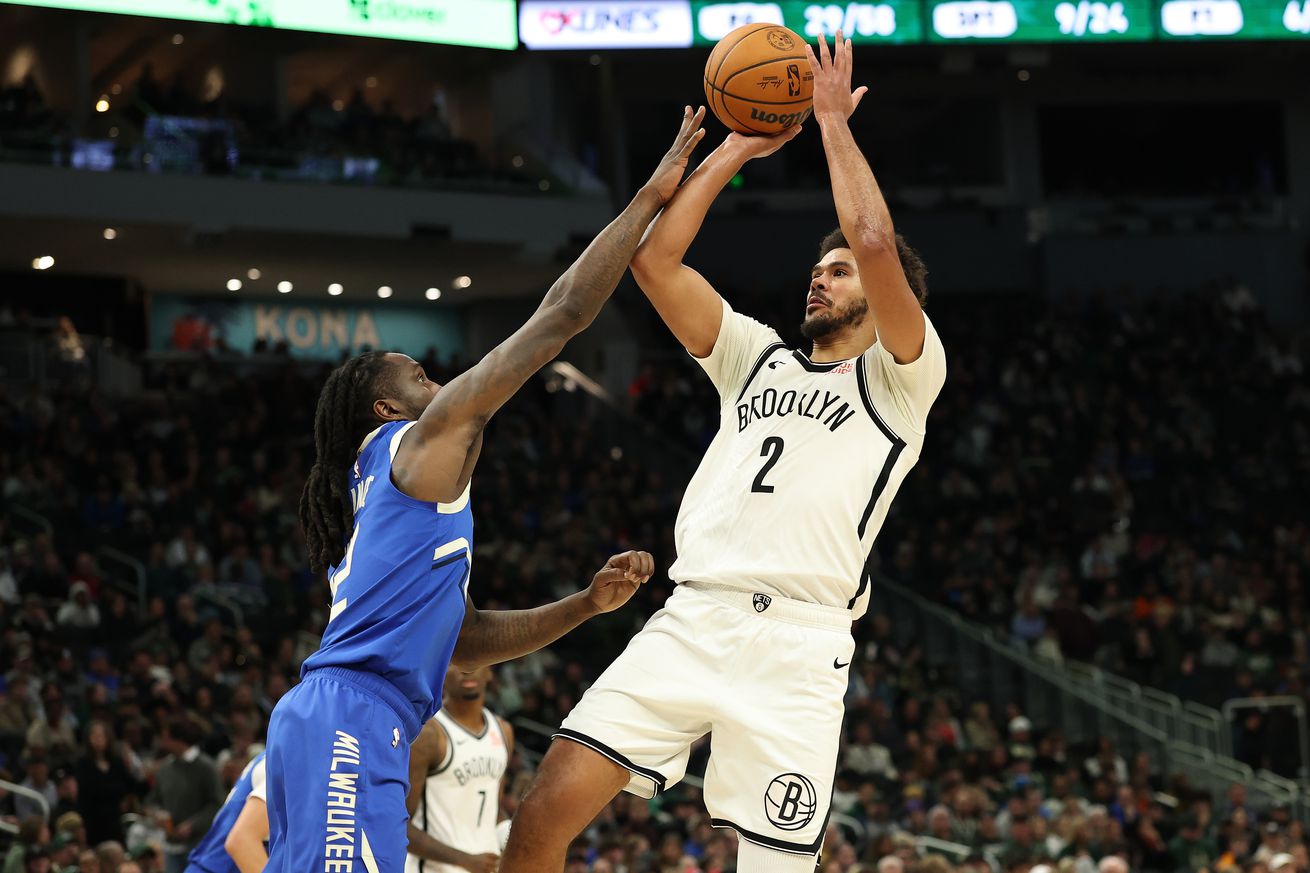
top-left (146, 718), bottom-right (223, 873)
top-left (1008, 717), bottom-right (1036, 760)
top-left (48, 834), bottom-right (79, 873)
top-left (56, 582), bottom-right (100, 634)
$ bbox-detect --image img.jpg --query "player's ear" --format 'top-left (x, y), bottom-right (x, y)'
top-left (373, 397), bottom-right (407, 421)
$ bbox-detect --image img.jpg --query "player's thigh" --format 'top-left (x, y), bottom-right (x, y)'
top-left (558, 592), bottom-right (720, 796)
top-left (703, 621), bottom-right (853, 858)
top-left (265, 676), bottom-right (410, 873)
top-left (512, 737), bottom-right (631, 840)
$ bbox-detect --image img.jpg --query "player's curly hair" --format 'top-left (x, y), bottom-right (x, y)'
top-left (300, 351), bottom-right (395, 574)
top-left (818, 228), bottom-right (929, 306)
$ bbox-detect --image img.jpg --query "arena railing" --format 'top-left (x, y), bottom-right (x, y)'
top-left (0, 777), bottom-right (51, 831)
top-left (97, 546), bottom-right (148, 618)
top-left (873, 579), bottom-right (1308, 823)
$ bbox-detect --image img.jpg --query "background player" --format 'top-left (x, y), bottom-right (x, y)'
top-left (404, 665), bottom-right (512, 873)
top-left (501, 34), bottom-right (947, 873)
top-left (182, 752), bottom-right (267, 873)
top-left (264, 106), bottom-right (705, 873)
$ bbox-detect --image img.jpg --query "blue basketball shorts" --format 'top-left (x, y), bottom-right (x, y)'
top-left (264, 668), bottom-right (421, 873)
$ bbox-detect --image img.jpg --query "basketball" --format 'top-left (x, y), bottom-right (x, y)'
top-left (703, 23), bottom-right (814, 136)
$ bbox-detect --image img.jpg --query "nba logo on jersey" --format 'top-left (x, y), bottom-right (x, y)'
top-left (752, 593), bottom-right (772, 613)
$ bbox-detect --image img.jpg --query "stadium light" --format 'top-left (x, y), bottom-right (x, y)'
top-left (377, 286), bottom-right (393, 299)
top-left (278, 281), bottom-right (293, 294)
top-left (31, 255), bottom-right (54, 270)
top-left (328, 283), bottom-right (344, 296)
top-left (425, 288), bottom-right (442, 301)
top-left (226, 279), bottom-right (242, 291)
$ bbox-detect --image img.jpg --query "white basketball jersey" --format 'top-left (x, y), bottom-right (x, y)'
top-left (404, 709), bottom-right (509, 873)
top-left (668, 299), bottom-right (946, 617)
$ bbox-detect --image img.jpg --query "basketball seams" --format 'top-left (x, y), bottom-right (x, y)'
top-left (707, 22), bottom-right (773, 91)
top-left (719, 56), bottom-right (813, 101)
top-left (704, 79), bottom-right (814, 107)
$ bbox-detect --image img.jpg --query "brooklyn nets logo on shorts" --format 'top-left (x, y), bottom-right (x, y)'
top-left (753, 593), bottom-right (772, 613)
top-left (764, 773), bottom-right (817, 830)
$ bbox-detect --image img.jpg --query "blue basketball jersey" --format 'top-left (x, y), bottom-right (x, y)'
top-left (185, 752), bottom-right (266, 873)
top-left (302, 420), bottom-right (473, 740)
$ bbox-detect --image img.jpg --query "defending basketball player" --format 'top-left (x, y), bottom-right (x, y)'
top-left (500, 34), bottom-right (946, 873)
top-left (263, 107), bottom-right (705, 873)
top-left (181, 752), bottom-right (267, 873)
top-left (404, 665), bottom-right (512, 873)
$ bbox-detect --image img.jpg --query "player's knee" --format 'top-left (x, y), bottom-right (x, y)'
top-left (736, 839), bottom-right (820, 873)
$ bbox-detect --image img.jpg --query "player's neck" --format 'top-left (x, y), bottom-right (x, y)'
top-left (808, 330), bottom-right (873, 363)
top-left (446, 698), bottom-right (486, 733)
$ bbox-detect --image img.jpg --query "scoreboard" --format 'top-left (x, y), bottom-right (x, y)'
top-left (685, 0), bottom-right (1309, 41)
top-left (692, 1), bottom-right (926, 43)
top-left (925, 0), bottom-right (1154, 40)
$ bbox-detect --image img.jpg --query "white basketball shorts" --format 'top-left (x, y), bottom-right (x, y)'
top-left (556, 582), bottom-right (855, 857)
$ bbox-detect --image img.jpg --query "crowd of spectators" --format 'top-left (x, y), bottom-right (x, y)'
top-left (0, 69), bottom-right (513, 188)
top-left (0, 280), bottom-right (1307, 873)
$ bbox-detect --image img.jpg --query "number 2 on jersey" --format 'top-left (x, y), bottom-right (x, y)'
top-left (751, 437), bottom-right (785, 493)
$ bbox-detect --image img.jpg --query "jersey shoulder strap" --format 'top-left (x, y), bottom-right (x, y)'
top-left (428, 714), bottom-right (455, 776)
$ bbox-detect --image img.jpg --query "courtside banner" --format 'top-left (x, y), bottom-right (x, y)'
top-left (519, 0), bottom-right (695, 48)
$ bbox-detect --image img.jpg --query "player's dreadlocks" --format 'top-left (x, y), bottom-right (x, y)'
top-left (300, 351), bottom-right (395, 574)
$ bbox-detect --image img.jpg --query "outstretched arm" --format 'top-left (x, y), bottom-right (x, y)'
top-left (393, 110), bottom-right (707, 503)
top-left (807, 33), bottom-right (925, 364)
top-left (630, 128), bottom-right (802, 358)
top-left (453, 551), bottom-right (654, 670)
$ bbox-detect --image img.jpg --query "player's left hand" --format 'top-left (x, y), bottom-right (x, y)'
top-left (805, 30), bottom-right (868, 123)
top-left (644, 106), bottom-right (708, 205)
top-left (586, 550), bottom-right (655, 613)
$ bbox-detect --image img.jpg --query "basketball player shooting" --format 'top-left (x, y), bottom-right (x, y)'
top-left (404, 665), bottom-right (512, 873)
top-left (263, 107), bottom-right (706, 873)
top-left (501, 34), bottom-right (946, 873)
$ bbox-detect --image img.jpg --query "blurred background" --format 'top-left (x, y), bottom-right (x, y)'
top-left (0, 2), bottom-right (1307, 873)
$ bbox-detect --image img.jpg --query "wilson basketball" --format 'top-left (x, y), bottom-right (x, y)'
top-left (703, 23), bottom-right (813, 136)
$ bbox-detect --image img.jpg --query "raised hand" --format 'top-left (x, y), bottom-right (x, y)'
top-left (585, 550), bottom-right (655, 614)
top-left (645, 106), bottom-right (708, 205)
top-left (722, 123), bottom-right (805, 162)
top-left (804, 30), bottom-right (868, 123)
